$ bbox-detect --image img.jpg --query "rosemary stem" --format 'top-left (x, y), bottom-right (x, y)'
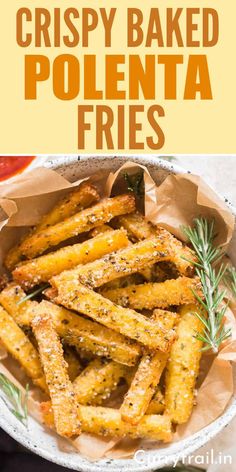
top-left (199, 224), bottom-right (218, 353)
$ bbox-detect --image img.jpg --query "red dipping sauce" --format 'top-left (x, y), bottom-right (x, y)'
top-left (0, 156), bottom-right (35, 181)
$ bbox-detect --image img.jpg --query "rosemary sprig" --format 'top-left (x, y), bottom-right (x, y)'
top-left (0, 373), bottom-right (29, 426)
top-left (224, 266), bottom-right (236, 299)
top-left (182, 218), bottom-right (231, 353)
top-left (17, 283), bottom-right (50, 305)
top-left (123, 172), bottom-right (144, 198)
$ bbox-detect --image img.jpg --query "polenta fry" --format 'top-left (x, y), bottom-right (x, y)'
top-left (4, 183), bottom-right (100, 271)
top-left (40, 300), bottom-right (142, 366)
top-left (72, 359), bottom-right (128, 405)
top-left (147, 388), bottom-right (165, 415)
top-left (120, 309), bottom-right (179, 424)
top-left (0, 306), bottom-right (47, 392)
top-left (165, 304), bottom-right (205, 424)
top-left (32, 311), bottom-right (81, 438)
top-left (0, 291), bottom-right (141, 366)
top-left (52, 283), bottom-right (176, 352)
top-left (13, 229), bottom-right (129, 288)
top-left (0, 283), bottom-right (36, 325)
top-left (89, 224), bottom-right (112, 237)
top-left (116, 211), bottom-right (195, 275)
top-left (101, 276), bottom-right (203, 310)
top-left (20, 194), bottom-right (135, 258)
top-left (51, 235), bottom-right (174, 290)
top-left (37, 182), bottom-right (100, 230)
top-left (63, 346), bottom-right (83, 382)
top-left (42, 359), bottom-right (128, 425)
top-left (41, 404), bottom-right (172, 442)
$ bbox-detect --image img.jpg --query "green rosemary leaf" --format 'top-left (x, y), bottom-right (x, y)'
top-left (181, 217), bottom-right (232, 353)
top-left (224, 266), bottom-right (236, 298)
top-left (123, 172), bottom-right (144, 198)
top-left (0, 373), bottom-right (29, 426)
top-left (17, 283), bottom-right (50, 305)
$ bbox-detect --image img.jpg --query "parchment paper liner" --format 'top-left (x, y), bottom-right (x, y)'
top-left (0, 160), bottom-right (235, 461)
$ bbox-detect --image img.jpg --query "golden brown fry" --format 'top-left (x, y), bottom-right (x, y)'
top-left (120, 309), bottom-right (179, 424)
top-left (32, 310), bottom-right (81, 438)
top-left (37, 183), bottom-right (100, 230)
top-left (51, 235), bottom-right (174, 290)
top-left (41, 404), bottom-right (172, 442)
top-left (165, 304), bottom-right (205, 424)
top-left (72, 359), bottom-right (127, 405)
top-left (116, 211), bottom-right (195, 275)
top-left (147, 388), bottom-right (165, 415)
top-left (20, 194), bottom-right (135, 259)
top-left (0, 283), bottom-right (36, 326)
top-left (89, 224), bottom-right (112, 237)
top-left (0, 306), bottom-right (47, 392)
top-left (52, 282), bottom-right (176, 352)
top-left (43, 358), bottom-right (128, 422)
top-left (13, 229), bottom-right (129, 288)
top-left (102, 276), bottom-right (203, 310)
top-left (63, 346), bottom-right (83, 382)
top-left (42, 300), bottom-right (141, 366)
top-left (0, 291), bottom-right (141, 366)
top-left (80, 407), bottom-right (172, 441)
top-left (117, 211), bottom-right (156, 241)
top-left (4, 183), bottom-right (100, 271)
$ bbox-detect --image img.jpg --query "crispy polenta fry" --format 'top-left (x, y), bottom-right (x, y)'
top-left (147, 388), bottom-right (165, 415)
top-left (37, 182), bottom-right (100, 230)
top-left (116, 211), bottom-right (195, 276)
top-left (42, 358), bottom-right (128, 423)
top-left (32, 311), bottom-right (81, 438)
top-left (4, 183), bottom-right (100, 271)
top-left (0, 283), bottom-right (36, 325)
top-left (41, 404), bottom-right (172, 441)
top-left (79, 407), bottom-right (172, 441)
top-left (13, 229), bottom-right (129, 288)
top-left (72, 359), bottom-right (127, 405)
top-left (165, 304), bottom-right (205, 424)
top-left (101, 273), bottom-right (144, 291)
top-left (63, 346), bottom-right (83, 382)
top-left (0, 291), bottom-right (141, 366)
top-left (51, 235), bottom-right (174, 290)
top-left (0, 306), bottom-right (47, 392)
top-left (120, 309), bottom-right (179, 424)
top-left (89, 224), bottom-right (112, 237)
top-left (116, 211), bottom-right (156, 241)
top-left (20, 194), bottom-right (135, 259)
top-left (101, 276), bottom-right (203, 310)
top-left (41, 300), bottom-right (141, 366)
top-left (52, 282), bottom-right (176, 352)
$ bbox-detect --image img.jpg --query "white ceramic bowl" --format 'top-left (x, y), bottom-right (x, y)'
top-left (1, 155), bottom-right (236, 471)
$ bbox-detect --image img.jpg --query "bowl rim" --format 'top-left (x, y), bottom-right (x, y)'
top-left (1, 154), bottom-right (236, 472)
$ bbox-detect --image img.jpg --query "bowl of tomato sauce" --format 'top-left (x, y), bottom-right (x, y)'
top-left (0, 156), bottom-right (47, 183)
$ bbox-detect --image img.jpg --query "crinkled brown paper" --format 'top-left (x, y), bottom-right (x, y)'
top-left (0, 160), bottom-right (235, 460)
